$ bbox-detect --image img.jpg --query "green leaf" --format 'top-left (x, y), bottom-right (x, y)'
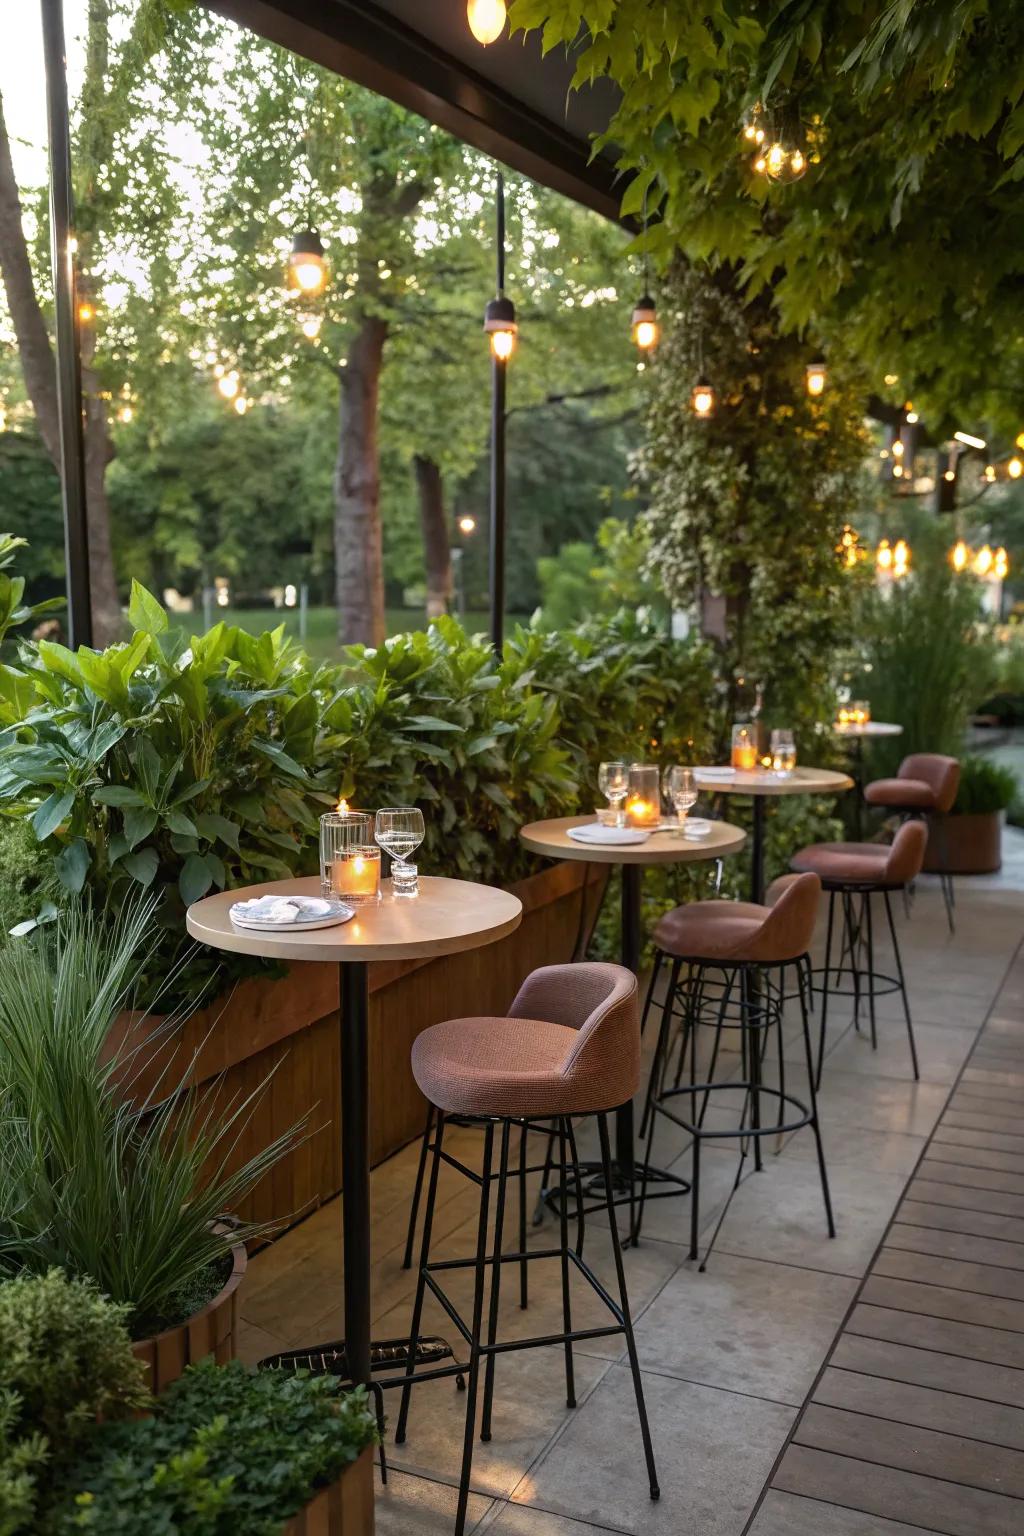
top-left (123, 805), bottom-right (159, 850)
top-left (93, 785), bottom-right (149, 807)
top-left (194, 811), bottom-right (241, 853)
top-left (179, 853), bottom-right (214, 905)
top-left (122, 847), bottom-right (159, 887)
top-left (128, 579), bottom-right (169, 635)
top-left (55, 838), bottom-right (90, 894)
top-left (165, 809), bottom-right (198, 837)
top-left (252, 739), bottom-right (308, 779)
top-left (171, 778), bottom-right (213, 805)
top-left (31, 789), bottom-right (75, 841)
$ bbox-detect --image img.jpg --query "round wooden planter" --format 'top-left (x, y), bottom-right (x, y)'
top-left (132, 1237), bottom-right (247, 1395)
top-left (924, 811), bottom-right (1003, 876)
top-left (281, 1447), bottom-right (375, 1535)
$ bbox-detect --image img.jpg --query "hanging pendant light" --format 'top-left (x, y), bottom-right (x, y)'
top-left (631, 296), bottom-right (659, 352)
top-left (467, 0), bottom-right (506, 45)
top-left (805, 358), bottom-right (826, 397)
top-left (484, 295), bottom-right (517, 360)
top-left (691, 377), bottom-right (716, 418)
top-left (288, 229), bottom-right (326, 295)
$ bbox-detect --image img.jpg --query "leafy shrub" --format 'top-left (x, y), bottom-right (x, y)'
top-left (54, 1360), bottom-right (377, 1535)
top-left (0, 900), bottom-right (302, 1334)
top-left (0, 1270), bottom-right (147, 1536)
top-left (951, 755), bottom-right (1018, 815)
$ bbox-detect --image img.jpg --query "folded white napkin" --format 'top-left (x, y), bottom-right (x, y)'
top-left (231, 896), bottom-right (303, 925)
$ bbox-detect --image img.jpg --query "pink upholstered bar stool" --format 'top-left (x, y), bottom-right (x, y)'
top-left (864, 753), bottom-right (960, 931)
top-left (790, 819), bottom-right (928, 1085)
top-left (636, 873), bottom-right (834, 1269)
top-left (395, 962), bottom-right (659, 1536)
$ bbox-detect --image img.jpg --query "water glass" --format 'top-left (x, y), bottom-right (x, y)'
top-left (598, 761), bottom-right (629, 827)
top-left (320, 810), bottom-right (381, 904)
top-left (375, 807), bottom-right (425, 898)
top-left (770, 728), bottom-right (797, 777)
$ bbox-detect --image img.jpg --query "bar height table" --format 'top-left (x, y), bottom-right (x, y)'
top-left (187, 874), bottom-right (522, 1388)
top-left (833, 721), bottom-right (904, 836)
top-left (519, 815), bottom-right (746, 1216)
top-left (694, 766), bottom-right (853, 904)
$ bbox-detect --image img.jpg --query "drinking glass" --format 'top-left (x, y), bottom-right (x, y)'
top-left (770, 728), bottom-right (797, 777)
top-left (320, 810), bottom-right (381, 905)
top-left (664, 766), bottom-right (699, 831)
top-left (598, 761), bottom-right (629, 827)
top-left (375, 807), bottom-right (425, 898)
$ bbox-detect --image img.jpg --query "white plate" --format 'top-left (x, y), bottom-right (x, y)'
top-left (695, 766), bottom-right (737, 781)
top-left (567, 824), bottom-right (651, 847)
top-left (229, 896), bottom-right (355, 932)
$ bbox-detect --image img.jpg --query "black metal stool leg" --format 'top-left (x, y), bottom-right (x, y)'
top-left (518, 1119), bottom-right (529, 1308)
top-left (865, 891), bottom-right (878, 1050)
top-left (397, 1109), bottom-right (446, 1444)
top-left (532, 1125), bottom-right (557, 1228)
top-left (566, 1117), bottom-right (586, 1258)
top-left (698, 965), bottom-right (729, 1129)
top-left (640, 948), bottom-right (663, 1038)
top-left (454, 1122), bottom-right (495, 1536)
top-left (744, 969), bottom-right (763, 1173)
top-left (597, 1114), bottom-right (660, 1502)
top-left (640, 953), bottom-right (678, 1140)
top-left (557, 1118), bottom-right (576, 1410)
top-left (797, 959), bottom-right (835, 1238)
top-left (481, 1121), bottom-right (511, 1443)
top-left (885, 889), bottom-right (920, 1080)
top-left (818, 891), bottom-right (835, 1087)
top-left (402, 1102), bottom-right (434, 1271)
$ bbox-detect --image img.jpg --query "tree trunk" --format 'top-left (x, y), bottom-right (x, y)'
top-left (413, 454), bottom-right (452, 619)
top-left (334, 316), bottom-right (388, 647)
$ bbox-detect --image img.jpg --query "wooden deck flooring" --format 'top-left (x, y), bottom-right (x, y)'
top-left (748, 936), bottom-right (1024, 1536)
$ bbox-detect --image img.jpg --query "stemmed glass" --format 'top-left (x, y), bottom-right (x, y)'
top-left (598, 761), bottom-right (629, 827)
top-left (375, 807), bottom-right (425, 898)
top-left (664, 766), bottom-right (699, 831)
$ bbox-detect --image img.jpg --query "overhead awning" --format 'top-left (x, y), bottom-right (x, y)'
top-left (202, 0), bottom-right (623, 220)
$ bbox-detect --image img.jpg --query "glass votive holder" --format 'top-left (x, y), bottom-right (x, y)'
top-left (731, 723), bottom-right (758, 771)
top-left (852, 699), bottom-right (871, 725)
top-left (320, 811), bottom-right (381, 905)
top-left (770, 728), bottom-right (797, 777)
top-left (625, 764), bottom-right (661, 826)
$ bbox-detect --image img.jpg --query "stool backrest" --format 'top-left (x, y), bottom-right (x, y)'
top-left (754, 871), bottom-right (821, 961)
top-left (508, 963), bottom-right (640, 1107)
top-left (899, 753), bottom-right (960, 813)
top-left (884, 819), bottom-right (928, 885)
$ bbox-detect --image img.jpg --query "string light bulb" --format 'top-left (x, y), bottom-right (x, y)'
top-left (975, 544), bottom-right (994, 576)
top-left (876, 539), bottom-right (893, 571)
top-left (483, 295), bottom-right (517, 361)
top-left (805, 358), bottom-right (826, 397)
top-left (631, 297), bottom-right (659, 351)
top-left (288, 230), bottom-right (327, 295)
top-left (755, 137), bottom-right (807, 183)
top-left (741, 104), bottom-right (766, 145)
top-left (985, 463), bottom-right (997, 483)
top-left (1009, 457), bottom-right (1023, 479)
top-left (893, 539), bottom-right (910, 577)
top-left (995, 547), bottom-right (1009, 579)
top-left (691, 377), bottom-right (716, 418)
top-left (217, 371), bottom-right (240, 400)
top-left (299, 313), bottom-right (322, 341)
top-left (118, 405), bottom-right (133, 424)
top-left (234, 397), bottom-right (249, 416)
top-left (951, 540), bottom-right (968, 572)
top-left (905, 402), bottom-right (919, 424)
top-left (78, 302), bottom-right (94, 323)
top-left (458, 514), bottom-right (476, 535)
top-left (467, 0), bottom-right (506, 45)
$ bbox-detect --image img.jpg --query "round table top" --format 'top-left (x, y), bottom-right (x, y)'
top-left (832, 720), bottom-right (904, 739)
top-left (693, 765), bottom-right (853, 798)
top-left (519, 815), bottom-right (746, 866)
top-left (186, 875), bottom-right (523, 964)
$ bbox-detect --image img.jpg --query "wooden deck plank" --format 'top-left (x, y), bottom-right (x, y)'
top-left (859, 1274), bottom-right (1024, 1332)
top-left (845, 1302), bottom-right (1024, 1370)
top-left (873, 1247), bottom-right (1024, 1303)
top-left (813, 1366), bottom-right (1024, 1451)
top-left (897, 1199), bottom-right (1024, 1246)
top-left (916, 1159), bottom-right (1024, 1196)
top-left (907, 1177), bottom-right (1024, 1219)
top-left (887, 1221), bottom-right (1024, 1271)
top-left (831, 1333), bottom-right (1024, 1408)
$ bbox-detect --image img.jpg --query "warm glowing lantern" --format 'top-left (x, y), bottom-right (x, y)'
top-left (483, 295), bottom-right (517, 360)
top-left (805, 358), bottom-right (826, 397)
top-left (288, 230), bottom-right (327, 295)
top-left (467, 0), bottom-right (506, 45)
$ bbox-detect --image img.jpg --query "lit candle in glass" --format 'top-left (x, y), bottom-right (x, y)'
top-left (731, 724), bottom-right (758, 771)
top-left (320, 810), bottom-right (381, 905)
top-left (626, 764), bottom-right (661, 826)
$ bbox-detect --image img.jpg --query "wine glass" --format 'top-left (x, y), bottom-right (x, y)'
top-left (374, 807), bottom-right (425, 898)
top-left (598, 761), bottom-right (629, 827)
top-left (664, 766), bottom-right (698, 828)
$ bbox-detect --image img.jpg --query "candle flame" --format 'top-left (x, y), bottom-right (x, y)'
top-left (353, 856), bottom-right (364, 874)
top-left (336, 796), bottom-right (349, 814)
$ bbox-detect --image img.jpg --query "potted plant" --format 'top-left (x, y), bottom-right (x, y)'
top-left (0, 899), bottom-right (305, 1392)
top-left (52, 1360), bottom-right (377, 1535)
top-left (925, 755), bottom-right (1018, 875)
top-left (0, 1269), bottom-right (149, 1535)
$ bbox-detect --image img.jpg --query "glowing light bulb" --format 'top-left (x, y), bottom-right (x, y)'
top-left (213, 362), bottom-right (225, 378)
top-left (893, 538), bottom-right (910, 571)
top-left (753, 153), bottom-right (767, 174)
top-left (118, 405), bottom-right (133, 424)
top-left (951, 541), bottom-right (968, 572)
top-left (790, 149), bottom-right (805, 176)
top-left (883, 373), bottom-right (899, 386)
top-left (218, 372), bottom-right (239, 400)
top-left (458, 514), bottom-right (476, 535)
top-left (985, 463), bottom-right (997, 483)
top-left (490, 328), bottom-right (515, 361)
top-left (1017, 431), bottom-right (1024, 450)
top-left (876, 540), bottom-right (893, 570)
top-left (892, 464), bottom-right (904, 478)
top-left (944, 469), bottom-right (956, 482)
top-left (805, 359), bottom-right (826, 397)
top-left (905, 402), bottom-right (919, 423)
top-left (288, 231), bottom-right (326, 295)
top-left (691, 378), bottom-right (716, 418)
top-left (892, 440), bottom-right (904, 458)
top-left (1009, 457), bottom-right (1023, 479)
top-left (78, 302), bottom-right (94, 323)
top-left (234, 396), bottom-right (248, 415)
top-left (300, 313), bottom-right (322, 340)
top-left (766, 143), bottom-right (786, 175)
top-left (634, 320), bottom-right (658, 349)
top-left (995, 547), bottom-right (1009, 579)
top-left (975, 544), bottom-right (993, 576)
top-left (467, 0), bottom-right (506, 45)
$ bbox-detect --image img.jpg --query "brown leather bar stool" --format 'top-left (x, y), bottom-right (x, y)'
top-left (790, 820), bottom-right (927, 1085)
top-left (636, 873), bottom-right (834, 1270)
top-left (864, 753), bottom-right (960, 931)
top-left (395, 963), bottom-right (659, 1536)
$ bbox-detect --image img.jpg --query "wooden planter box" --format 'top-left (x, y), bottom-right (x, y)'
top-left (282, 1447), bottom-right (374, 1535)
top-left (131, 1238), bottom-right (247, 1395)
top-left (924, 811), bottom-right (1003, 876)
top-left (112, 859), bottom-right (605, 1233)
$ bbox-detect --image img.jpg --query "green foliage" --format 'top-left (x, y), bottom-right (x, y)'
top-left (952, 755), bottom-right (1018, 815)
top-left (0, 534), bottom-right (64, 653)
top-left (536, 518), bottom-right (666, 630)
top-left (636, 266), bottom-right (870, 749)
top-left (53, 1360), bottom-right (377, 1536)
top-left (0, 901), bottom-right (302, 1332)
top-left (0, 1269), bottom-right (147, 1536)
top-left (857, 522), bottom-right (997, 775)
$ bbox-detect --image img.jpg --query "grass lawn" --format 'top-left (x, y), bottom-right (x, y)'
top-left (211, 606), bottom-right (529, 660)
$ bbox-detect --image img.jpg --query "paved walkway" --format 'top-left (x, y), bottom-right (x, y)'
top-left (237, 860), bottom-right (1024, 1535)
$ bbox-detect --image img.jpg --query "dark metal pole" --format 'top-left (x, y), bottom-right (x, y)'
top-left (339, 960), bottom-right (371, 1385)
top-left (615, 863), bottom-right (642, 1175)
top-left (489, 173), bottom-right (507, 653)
top-left (41, 0), bottom-right (92, 648)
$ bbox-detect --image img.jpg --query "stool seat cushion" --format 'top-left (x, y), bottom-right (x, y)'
top-left (652, 871), bottom-right (820, 965)
top-left (864, 776), bottom-right (934, 810)
top-left (791, 840), bottom-right (893, 884)
top-left (412, 1015), bottom-right (626, 1118)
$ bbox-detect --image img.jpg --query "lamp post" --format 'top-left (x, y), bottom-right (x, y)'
top-left (483, 172), bottom-right (516, 653)
top-left (41, 0), bottom-right (92, 646)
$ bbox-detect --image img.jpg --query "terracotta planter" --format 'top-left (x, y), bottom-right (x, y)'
top-left (282, 1447), bottom-right (375, 1535)
top-left (924, 811), bottom-right (1003, 876)
top-left (132, 1236), bottom-right (247, 1395)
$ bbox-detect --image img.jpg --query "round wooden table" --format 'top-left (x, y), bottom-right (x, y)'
top-left (832, 722), bottom-right (904, 835)
top-left (519, 815), bottom-right (746, 1215)
top-left (693, 766), bottom-right (853, 904)
top-left (187, 875), bottom-right (522, 1388)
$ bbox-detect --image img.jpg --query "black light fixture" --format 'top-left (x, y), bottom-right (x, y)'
top-left (484, 172), bottom-right (514, 652)
top-left (288, 229), bottom-right (326, 295)
top-left (631, 180), bottom-right (659, 352)
top-left (483, 294), bottom-right (517, 360)
top-left (691, 377), bottom-right (716, 418)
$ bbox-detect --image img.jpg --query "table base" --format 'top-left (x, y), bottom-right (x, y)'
top-left (536, 1157), bottom-right (690, 1233)
top-left (258, 1333), bottom-right (464, 1389)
